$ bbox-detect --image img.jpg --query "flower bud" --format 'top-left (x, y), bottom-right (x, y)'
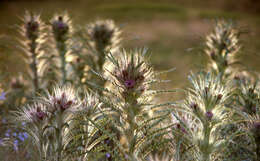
top-left (205, 111), bottom-right (213, 120)
top-left (190, 102), bottom-right (198, 111)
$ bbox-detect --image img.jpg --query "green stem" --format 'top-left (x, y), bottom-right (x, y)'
top-left (56, 112), bottom-right (63, 161)
top-left (30, 40), bottom-right (39, 93)
top-left (57, 41), bottom-right (67, 85)
top-left (202, 122), bottom-right (211, 161)
top-left (95, 47), bottom-right (106, 96)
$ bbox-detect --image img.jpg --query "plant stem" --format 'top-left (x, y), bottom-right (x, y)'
top-left (57, 41), bottom-right (67, 85)
top-left (202, 122), bottom-right (211, 161)
top-left (30, 40), bottom-right (39, 93)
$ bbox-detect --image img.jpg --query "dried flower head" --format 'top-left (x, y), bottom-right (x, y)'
top-left (105, 49), bottom-right (154, 99)
top-left (205, 20), bottom-right (241, 75)
top-left (87, 19), bottom-right (121, 52)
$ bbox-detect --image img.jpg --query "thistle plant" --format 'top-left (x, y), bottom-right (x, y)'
top-left (167, 112), bottom-right (197, 161)
top-left (12, 85), bottom-right (81, 161)
top-left (50, 14), bottom-right (72, 85)
top-left (87, 20), bottom-right (121, 91)
top-left (68, 19), bottom-right (121, 92)
top-left (12, 102), bottom-right (47, 160)
top-left (87, 49), bottom-right (171, 160)
top-left (63, 93), bottom-right (108, 160)
top-left (87, 19), bottom-right (121, 68)
top-left (233, 78), bottom-right (260, 160)
top-left (19, 11), bottom-right (48, 93)
top-left (3, 10), bottom-right (260, 161)
top-left (205, 20), bottom-right (241, 79)
top-left (172, 72), bottom-right (234, 161)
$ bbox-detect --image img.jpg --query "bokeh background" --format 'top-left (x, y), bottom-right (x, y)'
top-left (1, 0), bottom-right (260, 101)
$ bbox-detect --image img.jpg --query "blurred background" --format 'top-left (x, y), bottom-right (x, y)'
top-left (1, 0), bottom-right (260, 101)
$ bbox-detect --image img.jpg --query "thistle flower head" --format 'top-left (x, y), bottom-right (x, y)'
top-left (22, 11), bottom-right (42, 41)
top-left (205, 20), bottom-right (241, 74)
top-left (51, 13), bottom-right (71, 41)
top-left (106, 49), bottom-right (154, 99)
top-left (87, 19), bottom-right (121, 52)
top-left (17, 103), bottom-right (47, 123)
top-left (43, 85), bottom-right (79, 113)
top-left (185, 72), bottom-right (232, 114)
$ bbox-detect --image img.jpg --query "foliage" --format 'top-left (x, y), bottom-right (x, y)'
top-left (0, 11), bottom-right (259, 161)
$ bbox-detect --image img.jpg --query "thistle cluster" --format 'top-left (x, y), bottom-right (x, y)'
top-left (4, 11), bottom-right (260, 161)
top-left (205, 20), bottom-right (241, 77)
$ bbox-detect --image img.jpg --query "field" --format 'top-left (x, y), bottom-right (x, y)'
top-left (1, 0), bottom-right (260, 160)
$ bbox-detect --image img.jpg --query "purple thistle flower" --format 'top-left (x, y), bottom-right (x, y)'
top-left (29, 106), bottom-right (46, 122)
top-left (206, 111), bottom-right (213, 120)
top-left (36, 110), bottom-right (46, 120)
top-left (124, 79), bottom-right (135, 89)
